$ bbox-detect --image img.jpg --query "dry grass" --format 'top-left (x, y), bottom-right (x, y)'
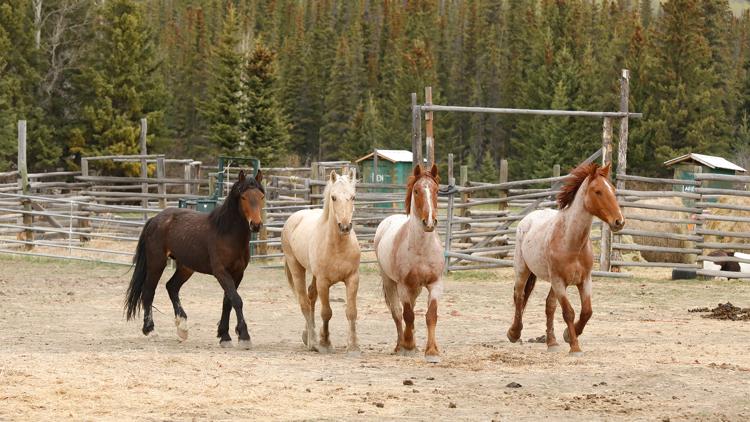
top-left (703, 195), bottom-right (750, 246)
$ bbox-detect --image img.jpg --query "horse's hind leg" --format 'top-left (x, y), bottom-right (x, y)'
top-left (303, 276), bottom-right (318, 345)
top-left (287, 259), bottom-right (316, 350)
top-left (507, 267), bottom-right (535, 343)
top-left (166, 264), bottom-right (194, 341)
top-left (142, 257), bottom-right (167, 336)
top-left (545, 287), bottom-right (561, 352)
top-left (382, 275), bottom-right (404, 354)
top-left (315, 277), bottom-right (334, 353)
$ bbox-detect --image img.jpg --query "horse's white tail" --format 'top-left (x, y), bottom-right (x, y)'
top-left (284, 259), bottom-right (294, 292)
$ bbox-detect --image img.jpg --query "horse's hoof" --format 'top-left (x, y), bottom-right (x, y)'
top-left (546, 344), bottom-right (562, 353)
top-left (506, 329), bottom-right (521, 343)
top-left (563, 328), bottom-right (571, 343)
top-left (220, 340), bottom-right (234, 348)
top-left (398, 348), bottom-right (417, 357)
top-left (175, 317), bottom-right (188, 341)
top-left (346, 349), bottom-right (362, 358)
top-left (425, 354), bottom-right (441, 364)
top-left (569, 350), bottom-right (584, 357)
top-left (302, 330), bottom-right (308, 346)
top-left (238, 339), bottom-right (252, 350)
top-left (314, 344), bottom-right (334, 354)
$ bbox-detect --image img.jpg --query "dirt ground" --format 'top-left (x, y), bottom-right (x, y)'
top-left (1, 256), bottom-right (749, 421)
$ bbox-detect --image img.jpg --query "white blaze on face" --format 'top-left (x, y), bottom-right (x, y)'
top-left (423, 184), bottom-right (433, 225)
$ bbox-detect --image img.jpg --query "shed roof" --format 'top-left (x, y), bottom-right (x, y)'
top-left (355, 149), bottom-right (414, 164)
top-left (663, 153), bottom-right (746, 172)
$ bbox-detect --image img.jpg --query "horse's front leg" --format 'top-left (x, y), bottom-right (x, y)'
top-left (424, 280), bottom-right (443, 363)
top-left (315, 277), bottom-right (334, 353)
top-left (213, 267), bottom-right (251, 349)
top-left (564, 278), bottom-right (593, 342)
top-left (552, 280), bottom-right (582, 356)
top-left (344, 272), bottom-right (360, 356)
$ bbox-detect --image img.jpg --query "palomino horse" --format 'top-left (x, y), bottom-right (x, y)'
top-left (282, 169), bottom-right (361, 355)
top-left (507, 162), bottom-right (624, 355)
top-left (374, 164), bottom-right (444, 363)
top-left (125, 170), bottom-right (264, 348)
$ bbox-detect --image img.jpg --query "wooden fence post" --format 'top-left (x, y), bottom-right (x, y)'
top-left (459, 165), bottom-right (469, 220)
top-left (139, 118), bottom-right (148, 216)
top-left (689, 165), bottom-right (702, 267)
top-left (156, 157), bottom-right (166, 208)
top-left (18, 120), bottom-right (33, 249)
top-left (444, 153), bottom-right (455, 272)
top-left (499, 159), bottom-right (508, 212)
top-left (600, 117), bottom-right (614, 272)
top-left (184, 163), bottom-right (191, 195)
top-left (311, 162), bottom-right (320, 205)
top-left (617, 69), bottom-right (630, 190)
top-left (425, 87), bottom-right (435, 167)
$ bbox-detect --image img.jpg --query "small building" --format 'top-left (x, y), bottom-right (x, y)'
top-left (664, 153), bottom-right (746, 203)
top-left (355, 149), bottom-right (416, 209)
top-left (355, 149), bottom-right (415, 185)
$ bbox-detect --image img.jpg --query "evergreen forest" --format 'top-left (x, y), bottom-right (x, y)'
top-left (2, 0), bottom-right (750, 179)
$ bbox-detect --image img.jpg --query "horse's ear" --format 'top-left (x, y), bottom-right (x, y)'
top-left (329, 170), bottom-right (339, 182)
top-left (255, 169), bottom-right (263, 183)
top-left (430, 163), bottom-right (439, 179)
top-left (238, 170), bottom-right (246, 182)
top-left (348, 167), bottom-right (357, 182)
top-left (413, 164), bottom-right (422, 177)
top-left (600, 162), bottom-right (612, 178)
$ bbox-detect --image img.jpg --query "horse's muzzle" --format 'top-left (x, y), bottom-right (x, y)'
top-left (250, 222), bottom-right (262, 232)
top-left (610, 218), bottom-right (625, 232)
top-left (422, 218), bottom-right (437, 232)
top-left (338, 222), bottom-right (352, 234)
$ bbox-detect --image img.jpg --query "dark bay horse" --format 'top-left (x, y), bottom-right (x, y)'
top-left (125, 170), bottom-right (264, 348)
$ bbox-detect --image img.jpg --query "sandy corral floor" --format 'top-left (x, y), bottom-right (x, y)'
top-left (0, 256), bottom-right (749, 421)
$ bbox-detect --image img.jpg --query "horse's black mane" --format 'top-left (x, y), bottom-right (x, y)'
top-left (208, 174), bottom-right (264, 235)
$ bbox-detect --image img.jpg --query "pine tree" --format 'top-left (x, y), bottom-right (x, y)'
top-left (200, 4), bottom-right (243, 155)
top-left (631, 0), bottom-right (733, 175)
top-left (345, 93), bottom-right (386, 159)
top-left (67, 0), bottom-right (165, 173)
top-left (239, 40), bottom-right (291, 166)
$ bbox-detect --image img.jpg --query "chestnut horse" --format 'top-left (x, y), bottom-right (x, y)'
top-left (125, 170), bottom-right (264, 349)
top-left (507, 162), bottom-right (624, 356)
top-left (374, 164), bottom-right (444, 363)
top-left (282, 169), bottom-right (361, 355)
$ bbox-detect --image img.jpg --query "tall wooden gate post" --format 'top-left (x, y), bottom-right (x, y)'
top-left (425, 87), bottom-right (435, 167)
top-left (411, 93), bottom-right (422, 166)
top-left (600, 117), bottom-right (614, 272)
top-left (612, 69), bottom-right (630, 272)
top-left (18, 120), bottom-right (33, 250)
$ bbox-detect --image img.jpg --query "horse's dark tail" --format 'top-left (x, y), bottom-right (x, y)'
top-left (125, 218), bottom-right (152, 321)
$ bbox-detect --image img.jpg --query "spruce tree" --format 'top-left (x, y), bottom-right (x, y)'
top-left (239, 41), bottom-right (291, 166)
top-left (67, 0), bottom-right (165, 173)
top-left (201, 4), bottom-right (243, 155)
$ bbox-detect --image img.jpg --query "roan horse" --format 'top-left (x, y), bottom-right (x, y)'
top-left (507, 162), bottom-right (624, 356)
top-left (374, 164), bottom-right (444, 363)
top-left (125, 170), bottom-right (264, 348)
top-left (282, 169), bottom-right (361, 355)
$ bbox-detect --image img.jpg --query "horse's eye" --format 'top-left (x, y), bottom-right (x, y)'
top-left (351, 195), bottom-right (356, 201)
top-left (595, 191), bottom-right (602, 195)
top-left (332, 196), bottom-right (337, 201)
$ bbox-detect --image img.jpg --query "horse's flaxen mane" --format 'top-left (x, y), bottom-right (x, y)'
top-left (209, 174), bottom-right (264, 234)
top-left (405, 168), bottom-right (439, 214)
top-left (557, 162), bottom-right (606, 209)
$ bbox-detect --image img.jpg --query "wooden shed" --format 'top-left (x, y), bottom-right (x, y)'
top-left (355, 149), bottom-right (415, 185)
top-left (664, 153), bottom-right (746, 204)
